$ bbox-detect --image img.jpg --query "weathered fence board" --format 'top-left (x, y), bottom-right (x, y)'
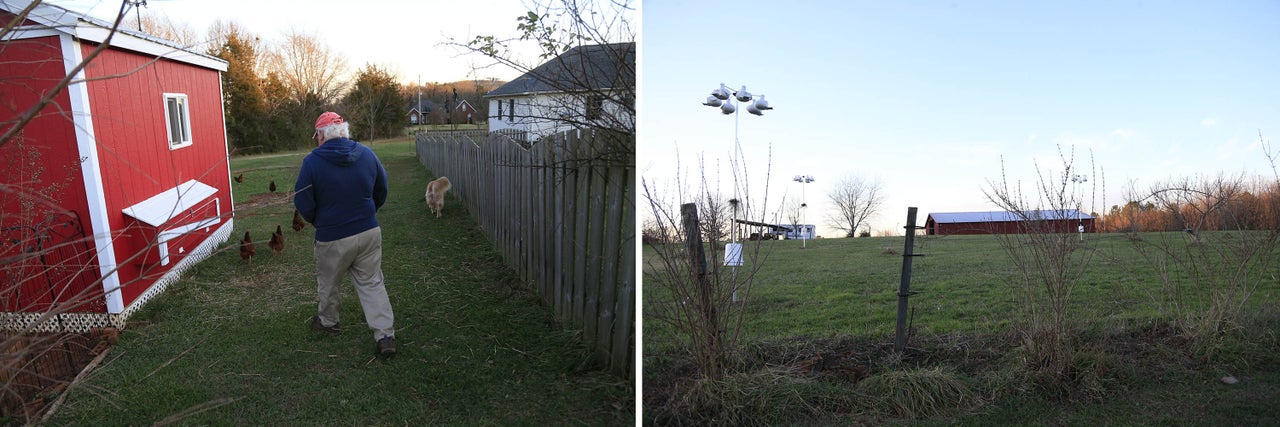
top-left (415, 130), bottom-right (634, 378)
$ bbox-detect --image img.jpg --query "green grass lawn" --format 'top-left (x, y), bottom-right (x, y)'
top-left (48, 138), bottom-right (632, 425)
top-left (644, 232), bottom-right (1280, 425)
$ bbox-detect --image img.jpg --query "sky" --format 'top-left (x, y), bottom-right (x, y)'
top-left (48, 0), bottom-right (549, 84)
top-left (640, 1), bottom-right (1280, 236)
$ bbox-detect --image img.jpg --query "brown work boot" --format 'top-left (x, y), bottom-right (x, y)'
top-left (309, 315), bottom-right (339, 335)
top-left (377, 336), bottom-right (396, 357)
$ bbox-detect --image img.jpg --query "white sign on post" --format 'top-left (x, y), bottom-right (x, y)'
top-left (724, 243), bottom-right (743, 266)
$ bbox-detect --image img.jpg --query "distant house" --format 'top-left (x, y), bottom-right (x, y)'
top-left (453, 99), bottom-right (478, 124)
top-left (485, 42), bottom-right (635, 139)
top-left (0, 1), bottom-right (233, 331)
top-left (407, 99), bottom-right (437, 125)
top-left (925, 210), bottom-right (1095, 235)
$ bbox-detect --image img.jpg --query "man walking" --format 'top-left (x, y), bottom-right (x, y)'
top-left (294, 111), bottom-right (396, 357)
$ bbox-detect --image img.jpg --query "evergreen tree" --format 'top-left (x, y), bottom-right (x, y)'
top-left (210, 29), bottom-right (269, 153)
top-left (342, 65), bottom-right (403, 141)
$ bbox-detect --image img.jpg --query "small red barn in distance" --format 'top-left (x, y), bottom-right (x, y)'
top-left (925, 210), bottom-right (1095, 235)
top-left (0, 2), bottom-right (234, 332)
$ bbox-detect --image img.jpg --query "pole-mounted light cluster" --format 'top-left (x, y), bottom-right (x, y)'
top-left (793, 175), bottom-right (815, 247)
top-left (702, 83), bottom-right (773, 116)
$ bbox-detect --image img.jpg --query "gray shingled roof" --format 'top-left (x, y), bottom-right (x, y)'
top-left (929, 210), bottom-right (1093, 223)
top-left (408, 99), bottom-right (437, 113)
top-left (485, 42), bottom-right (635, 97)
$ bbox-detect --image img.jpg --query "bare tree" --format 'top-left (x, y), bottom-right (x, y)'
top-left (825, 175), bottom-right (884, 238)
top-left (784, 198), bottom-right (804, 239)
top-left (205, 20), bottom-right (268, 75)
top-left (127, 11), bottom-right (200, 49)
top-left (262, 29), bottom-right (350, 106)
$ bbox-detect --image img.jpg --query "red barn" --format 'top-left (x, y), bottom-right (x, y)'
top-left (0, 2), bottom-right (233, 332)
top-left (926, 210), bottom-right (1095, 235)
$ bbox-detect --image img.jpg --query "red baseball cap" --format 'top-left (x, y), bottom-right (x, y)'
top-left (315, 111), bottom-right (343, 129)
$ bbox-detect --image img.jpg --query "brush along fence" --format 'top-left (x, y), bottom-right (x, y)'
top-left (415, 130), bottom-right (634, 378)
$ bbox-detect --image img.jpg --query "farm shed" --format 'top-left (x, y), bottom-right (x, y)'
top-left (0, 1), bottom-right (233, 332)
top-left (925, 210), bottom-right (1095, 235)
top-left (485, 42), bottom-right (635, 140)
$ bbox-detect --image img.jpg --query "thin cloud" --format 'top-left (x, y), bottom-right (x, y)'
top-left (1202, 117), bottom-right (1218, 126)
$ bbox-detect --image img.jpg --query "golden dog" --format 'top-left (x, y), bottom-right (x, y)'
top-left (425, 176), bottom-right (451, 218)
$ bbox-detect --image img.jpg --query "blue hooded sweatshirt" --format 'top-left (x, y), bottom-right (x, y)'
top-left (293, 137), bottom-right (388, 242)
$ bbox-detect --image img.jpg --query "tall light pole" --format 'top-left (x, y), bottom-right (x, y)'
top-left (702, 83), bottom-right (772, 246)
top-left (703, 83), bottom-right (773, 302)
top-left (1071, 173), bottom-right (1088, 241)
top-left (794, 174), bottom-right (814, 248)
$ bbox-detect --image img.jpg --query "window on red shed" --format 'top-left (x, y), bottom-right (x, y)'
top-left (164, 93), bottom-right (192, 149)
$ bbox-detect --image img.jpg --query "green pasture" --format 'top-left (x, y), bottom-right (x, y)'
top-left (645, 232), bottom-right (1279, 347)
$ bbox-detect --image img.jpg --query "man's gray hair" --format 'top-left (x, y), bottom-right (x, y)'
top-left (319, 122), bottom-right (351, 142)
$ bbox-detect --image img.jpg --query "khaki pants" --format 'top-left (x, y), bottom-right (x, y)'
top-left (314, 227), bottom-right (395, 341)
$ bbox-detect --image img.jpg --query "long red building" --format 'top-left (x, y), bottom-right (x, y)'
top-left (1, 2), bottom-right (233, 332)
top-left (925, 210), bottom-right (1095, 235)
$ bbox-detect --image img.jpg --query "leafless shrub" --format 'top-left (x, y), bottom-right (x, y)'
top-left (983, 145), bottom-right (1100, 381)
top-left (642, 147), bottom-right (776, 379)
top-left (1127, 137), bottom-right (1280, 344)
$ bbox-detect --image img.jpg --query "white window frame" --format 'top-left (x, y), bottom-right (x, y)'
top-left (163, 93), bottom-right (193, 149)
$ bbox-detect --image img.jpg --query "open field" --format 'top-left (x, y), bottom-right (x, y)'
top-left (643, 232), bottom-right (1280, 425)
top-left (44, 138), bottom-right (632, 425)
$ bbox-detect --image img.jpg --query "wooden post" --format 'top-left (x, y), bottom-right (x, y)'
top-left (682, 203), bottom-right (719, 374)
top-left (895, 207), bottom-right (919, 353)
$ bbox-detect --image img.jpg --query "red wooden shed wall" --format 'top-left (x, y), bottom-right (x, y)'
top-left (78, 42), bottom-right (230, 308)
top-left (0, 35), bottom-right (102, 313)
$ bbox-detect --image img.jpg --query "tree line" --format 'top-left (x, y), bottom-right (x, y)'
top-left (135, 14), bottom-right (498, 154)
top-left (1097, 174), bottom-right (1280, 233)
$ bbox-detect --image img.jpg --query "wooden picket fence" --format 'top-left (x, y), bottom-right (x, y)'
top-left (415, 129), bottom-right (635, 378)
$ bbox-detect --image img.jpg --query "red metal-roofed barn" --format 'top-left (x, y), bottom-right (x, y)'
top-left (925, 210), bottom-right (1095, 235)
top-left (0, 1), bottom-right (234, 332)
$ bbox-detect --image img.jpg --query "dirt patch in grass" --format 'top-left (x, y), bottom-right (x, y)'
top-left (235, 192), bottom-right (294, 211)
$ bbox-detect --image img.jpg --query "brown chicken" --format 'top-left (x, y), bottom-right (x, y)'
top-left (269, 225), bottom-right (284, 256)
top-left (291, 210), bottom-right (306, 232)
top-left (239, 231), bottom-right (255, 264)
top-left (234, 173), bottom-right (244, 183)
top-left (269, 180), bottom-right (277, 193)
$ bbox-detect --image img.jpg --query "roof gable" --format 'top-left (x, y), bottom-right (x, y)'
top-left (485, 42), bottom-right (635, 97)
top-left (929, 210), bottom-right (1094, 224)
top-left (454, 99), bottom-right (477, 113)
top-left (408, 99), bottom-right (437, 113)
